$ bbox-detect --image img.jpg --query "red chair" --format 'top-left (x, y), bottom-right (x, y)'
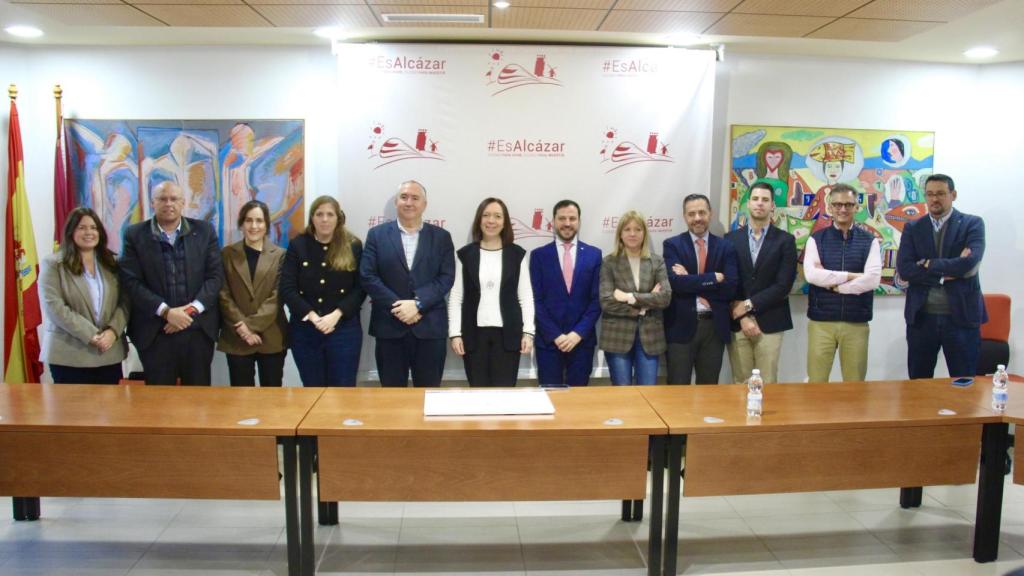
top-left (978, 293), bottom-right (1011, 375)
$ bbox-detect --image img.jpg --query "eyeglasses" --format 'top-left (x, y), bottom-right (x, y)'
top-left (830, 202), bottom-right (857, 210)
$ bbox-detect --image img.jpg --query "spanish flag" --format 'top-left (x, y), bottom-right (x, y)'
top-left (4, 90), bottom-right (43, 384)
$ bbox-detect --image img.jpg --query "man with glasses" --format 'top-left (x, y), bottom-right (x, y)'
top-left (896, 174), bottom-right (986, 379)
top-left (120, 181), bottom-right (223, 385)
top-left (803, 183), bottom-right (881, 382)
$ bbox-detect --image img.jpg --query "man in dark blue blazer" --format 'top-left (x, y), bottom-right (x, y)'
top-left (896, 174), bottom-right (986, 379)
top-left (529, 200), bottom-right (602, 385)
top-left (360, 180), bottom-right (455, 387)
top-left (119, 181), bottom-right (223, 385)
top-left (663, 193), bottom-right (738, 384)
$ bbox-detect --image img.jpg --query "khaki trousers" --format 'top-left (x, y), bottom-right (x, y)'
top-left (806, 320), bottom-right (869, 382)
top-left (728, 330), bottom-right (785, 384)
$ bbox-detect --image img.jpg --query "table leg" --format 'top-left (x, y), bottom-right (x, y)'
top-left (974, 422), bottom-right (1009, 562)
top-left (663, 434), bottom-right (684, 576)
top-left (648, 435), bottom-right (666, 576)
top-left (279, 437), bottom-right (301, 576)
top-left (899, 487), bottom-right (922, 508)
top-left (11, 497), bottom-right (39, 521)
top-left (299, 436), bottom-right (315, 576)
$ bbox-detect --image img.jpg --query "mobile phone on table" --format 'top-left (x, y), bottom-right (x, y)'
top-left (951, 377), bottom-right (974, 387)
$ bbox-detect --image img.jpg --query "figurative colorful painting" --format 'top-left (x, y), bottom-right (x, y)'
top-left (729, 125), bottom-right (935, 294)
top-left (65, 119), bottom-right (305, 253)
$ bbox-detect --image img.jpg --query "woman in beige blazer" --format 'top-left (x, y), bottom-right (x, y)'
top-left (599, 210), bottom-right (671, 385)
top-left (40, 207), bottom-right (129, 383)
top-left (218, 200), bottom-right (288, 386)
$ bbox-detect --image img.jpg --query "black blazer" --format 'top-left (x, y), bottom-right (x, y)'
top-left (119, 217), bottom-right (223, 351)
top-left (279, 233), bottom-right (366, 322)
top-left (724, 224), bottom-right (798, 334)
top-left (456, 243), bottom-right (526, 353)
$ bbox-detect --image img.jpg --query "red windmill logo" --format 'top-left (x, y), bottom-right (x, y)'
top-left (367, 123), bottom-right (445, 169)
top-left (485, 49), bottom-right (562, 96)
top-left (600, 127), bottom-right (674, 173)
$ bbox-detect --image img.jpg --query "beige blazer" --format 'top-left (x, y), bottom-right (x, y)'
top-left (217, 240), bottom-right (287, 355)
top-left (39, 253), bottom-right (129, 368)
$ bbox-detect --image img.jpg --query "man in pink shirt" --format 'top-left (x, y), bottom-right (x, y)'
top-left (802, 183), bottom-right (881, 382)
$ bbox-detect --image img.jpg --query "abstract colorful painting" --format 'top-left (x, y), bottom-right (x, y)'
top-left (65, 119), bottom-right (304, 253)
top-left (729, 125), bottom-right (935, 294)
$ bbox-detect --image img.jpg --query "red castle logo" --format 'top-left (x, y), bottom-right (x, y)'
top-left (509, 209), bottom-right (554, 243)
top-left (600, 127), bottom-right (674, 173)
top-left (367, 123), bottom-right (445, 169)
top-left (485, 49), bottom-right (562, 96)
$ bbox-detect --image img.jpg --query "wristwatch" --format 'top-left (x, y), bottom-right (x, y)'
top-left (743, 299), bottom-right (754, 314)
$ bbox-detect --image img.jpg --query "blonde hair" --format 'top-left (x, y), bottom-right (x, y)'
top-left (612, 210), bottom-right (651, 258)
top-left (306, 195), bottom-right (359, 271)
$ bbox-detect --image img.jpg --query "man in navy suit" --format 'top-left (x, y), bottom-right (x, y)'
top-left (361, 180), bottom-right (455, 387)
top-left (897, 174), bottom-right (986, 379)
top-left (529, 200), bottom-right (602, 385)
top-left (119, 181), bottom-right (223, 385)
top-left (663, 193), bottom-right (738, 384)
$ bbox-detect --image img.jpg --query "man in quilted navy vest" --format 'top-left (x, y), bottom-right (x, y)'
top-left (803, 184), bottom-right (881, 382)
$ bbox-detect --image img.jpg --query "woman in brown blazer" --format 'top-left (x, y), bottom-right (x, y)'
top-left (599, 210), bottom-right (671, 385)
top-left (40, 207), bottom-right (129, 384)
top-left (218, 200), bottom-right (288, 386)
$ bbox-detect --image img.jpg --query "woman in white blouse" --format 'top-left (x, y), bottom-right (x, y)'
top-left (449, 197), bottom-right (534, 386)
top-left (39, 207), bottom-right (129, 383)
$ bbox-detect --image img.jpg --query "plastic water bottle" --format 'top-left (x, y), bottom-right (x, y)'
top-left (746, 369), bottom-right (764, 417)
top-left (992, 365), bottom-right (1009, 412)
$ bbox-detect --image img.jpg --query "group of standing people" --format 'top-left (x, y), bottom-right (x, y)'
top-left (38, 173), bottom-right (986, 388)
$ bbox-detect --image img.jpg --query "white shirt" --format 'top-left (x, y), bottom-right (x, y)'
top-left (448, 248), bottom-right (535, 337)
top-left (82, 263), bottom-right (104, 324)
top-left (803, 230), bottom-right (882, 295)
top-left (397, 220), bottom-right (423, 270)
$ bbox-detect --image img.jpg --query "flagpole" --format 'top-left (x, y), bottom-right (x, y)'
top-left (54, 85), bottom-right (62, 136)
top-left (8, 84), bottom-right (15, 101)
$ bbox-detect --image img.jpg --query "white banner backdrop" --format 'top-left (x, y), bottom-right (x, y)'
top-left (335, 43), bottom-right (717, 380)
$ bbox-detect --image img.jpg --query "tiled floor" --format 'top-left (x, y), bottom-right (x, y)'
top-left (5, 477), bottom-right (1024, 575)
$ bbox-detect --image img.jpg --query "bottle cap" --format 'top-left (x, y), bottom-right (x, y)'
top-left (998, 364), bottom-right (1006, 371)
top-left (752, 369), bottom-right (760, 375)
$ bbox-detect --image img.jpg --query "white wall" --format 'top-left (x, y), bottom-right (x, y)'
top-left (2, 45), bottom-right (1022, 384)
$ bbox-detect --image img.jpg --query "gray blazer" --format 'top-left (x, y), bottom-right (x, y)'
top-left (598, 252), bottom-right (671, 355)
top-left (39, 253), bottom-right (129, 368)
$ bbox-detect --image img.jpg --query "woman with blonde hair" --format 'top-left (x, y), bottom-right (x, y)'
top-left (598, 210), bottom-right (670, 385)
top-left (280, 195), bottom-right (366, 385)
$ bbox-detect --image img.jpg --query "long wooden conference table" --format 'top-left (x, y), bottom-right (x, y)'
top-left (2, 379), bottom-right (1021, 576)
top-left (0, 383), bottom-right (324, 576)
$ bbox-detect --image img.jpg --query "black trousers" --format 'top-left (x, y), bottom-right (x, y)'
top-left (375, 334), bottom-right (446, 387)
top-left (665, 318), bottom-right (725, 385)
top-left (225, 351), bottom-right (287, 387)
top-left (463, 327), bottom-right (521, 387)
top-left (49, 363), bottom-right (123, 384)
top-left (139, 330), bottom-right (215, 386)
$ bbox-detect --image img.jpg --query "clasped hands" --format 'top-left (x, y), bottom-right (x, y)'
top-left (302, 309), bottom-right (342, 335)
top-left (391, 300), bottom-right (422, 325)
top-left (88, 328), bottom-right (117, 353)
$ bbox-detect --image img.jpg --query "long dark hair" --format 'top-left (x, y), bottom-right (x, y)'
top-left (471, 197), bottom-right (514, 246)
top-left (61, 207), bottom-right (118, 275)
top-left (306, 195), bottom-right (359, 271)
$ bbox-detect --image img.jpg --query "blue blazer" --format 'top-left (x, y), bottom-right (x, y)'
top-left (896, 209), bottom-right (987, 328)
top-left (529, 240), bottom-right (602, 350)
top-left (662, 232), bottom-right (738, 344)
top-left (360, 221), bottom-right (455, 339)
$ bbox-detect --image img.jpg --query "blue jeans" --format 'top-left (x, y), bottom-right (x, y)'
top-left (907, 313), bottom-right (981, 379)
top-left (605, 331), bottom-right (659, 385)
top-left (290, 317), bottom-right (362, 386)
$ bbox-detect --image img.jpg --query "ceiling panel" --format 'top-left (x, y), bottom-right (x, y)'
top-left (129, 0), bottom-right (243, 5)
top-left (11, 0), bottom-right (121, 5)
top-left (706, 13), bottom-right (834, 36)
top-left (254, 3), bottom-right (379, 26)
top-left (731, 0), bottom-right (870, 17)
top-left (494, 0), bottom-right (614, 8)
top-left (612, 0), bottom-right (728, 10)
top-left (808, 16), bottom-right (940, 40)
top-left (599, 9), bottom-right (721, 33)
top-left (247, 0), bottom-right (365, 4)
top-left (135, 3), bottom-right (270, 25)
top-left (492, 7), bottom-right (605, 29)
top-left (371, 4), bottom-right (488, 26)
top-left (12, 3), bottom-right (165, 24)
top-left (849, 0), bottom-right (1002, 22)
top-left (368, 0), bottom-right (486, 5)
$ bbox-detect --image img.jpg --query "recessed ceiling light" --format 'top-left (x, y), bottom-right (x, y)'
top-left (313, 26), bottom-right (347, 40)
top-left (963, 46), bottom-right (998, 59)
top-left (493, 1), bottom-right (511, 8)
top-left (381, 13), bottom-right (484, 23)
top-left (5, 25), bottom-right (43, 38)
